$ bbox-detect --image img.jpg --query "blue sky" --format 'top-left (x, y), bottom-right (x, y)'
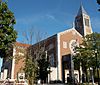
top-left (7, 0), bottom-right (100, 43)
top-left (0, 0), bottom-right (100, 71)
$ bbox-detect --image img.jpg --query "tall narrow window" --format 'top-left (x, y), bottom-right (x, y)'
top-left (63, 41), bottom-right (67, 49)
top-left (85, 18), bottom-right (89, 26)
top-left (49, 53), bottom-right (54, 66)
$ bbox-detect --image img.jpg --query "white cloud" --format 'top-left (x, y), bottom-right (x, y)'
top-left (16, 14), bottom-right (46, 25)
top-left (46, 14), bottom-right (56, 20)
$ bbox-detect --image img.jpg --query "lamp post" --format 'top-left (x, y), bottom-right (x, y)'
top-left (90, 67), bottom-right (94, 85)
top-left (45, 50), bottom-right (51, 84)
top-left (95, 50), bottom-right (100, 85)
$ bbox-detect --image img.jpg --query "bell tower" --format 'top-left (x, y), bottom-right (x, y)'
top-left (75, 5), bottom-right (92, 36)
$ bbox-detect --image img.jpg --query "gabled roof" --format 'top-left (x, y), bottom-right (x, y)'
top-left (77, 4), bottom-right (88, 16)
top-left (15, 42), bottom-right (31, 48)
top-left (58, 27), bottom-right (83, 37)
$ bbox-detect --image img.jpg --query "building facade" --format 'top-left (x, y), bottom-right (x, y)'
top-left (0, 5), bottom-right (92, 83)
top-left (0, 42), bottom-right (30, 80)
top-left (28, 5), bottom-right (92, 83)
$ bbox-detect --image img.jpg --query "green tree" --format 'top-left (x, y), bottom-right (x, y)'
top-left (0, 0), bottom-right (17, 58)
top-left (21, 29), bottom-right (39, 85)
top-left (97, 0), bottom-right (100, 4)
top-left (74, 33), bottom-right (100, 83)
top-left (37, 52), bottom-right (50, 83)
top-left (23, 50), bottom-right (37, 85)
top-left (97, 0), bottom-right (100, 11)
top-left (22, 28), bottom-right (50, 84)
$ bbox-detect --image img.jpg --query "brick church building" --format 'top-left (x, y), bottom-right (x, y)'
top-left (0, 5), bottom-right (92, 83)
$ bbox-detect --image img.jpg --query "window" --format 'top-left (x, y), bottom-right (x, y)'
top-left (85, 18), bottom-right (89, 26)
top-left (48, 43), bottom-right (54, 50)
top-left (63, 41), bottom-right (67, 49)
top-left (49, 54), bottom-right (54, 66)
top-left (75, 17), bottom-right (83, 29)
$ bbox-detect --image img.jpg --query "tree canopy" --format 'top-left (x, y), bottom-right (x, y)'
top-left (74, 32), bottom-right (100, 78)
top-left (37, 52), bottom-right (50, 83)
top-left (97, 0), bottom-right (100, 11)
top-left (97, 0), bottom-right (100, 5)
top-left (22, 29), bottom-right (50, 84)
top-left (24, 52), bottom-right (37, 85)
top-left (0, 1), bottom-right (17, 58)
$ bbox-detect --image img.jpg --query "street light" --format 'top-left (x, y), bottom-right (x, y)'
top-left (95, 50), bottom-right (100, 85)
top-left (90, 67), bottom-right (94, 85)
top-left (45, 50), bottom-right (51, 84)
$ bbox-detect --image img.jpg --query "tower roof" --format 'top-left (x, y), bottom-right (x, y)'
top-left (77, 4), bottom-right (88, 16)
